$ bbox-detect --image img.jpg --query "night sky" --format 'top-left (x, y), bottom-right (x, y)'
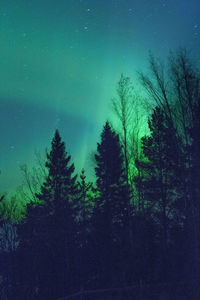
top-left (0, 0), bottom-right (200, 192)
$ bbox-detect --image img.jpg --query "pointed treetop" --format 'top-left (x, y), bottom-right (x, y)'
top-left (52, 129), bottom-right (63, 146)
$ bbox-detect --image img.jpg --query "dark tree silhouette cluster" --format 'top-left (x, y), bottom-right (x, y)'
top-left (0, 50), bottom-right (200, 300)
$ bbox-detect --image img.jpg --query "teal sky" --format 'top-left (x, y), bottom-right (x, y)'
top-left (0, 0), bottom-right (200, 192)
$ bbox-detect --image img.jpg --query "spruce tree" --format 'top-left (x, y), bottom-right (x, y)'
top-left (74, 169), bottom-right (94, 290)
top-left (38, 129), bottom-right (78, 298)
top-left (76, 168), bottom-right (93, 223)
top-left (37, 129), bottom-right (77, 210)
top-left (140, 107), bottom-right (181, 282)
top-left (183, 99), bottom-right (200, 297)
top-left (95, 122), bottom-right (129, 225)
top-left (18, 130), bottom-right (78, 300)
top-left (93, 122), bottom-right (130, 286)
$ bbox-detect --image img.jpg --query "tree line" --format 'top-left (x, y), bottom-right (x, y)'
top-left (0, 49), bottom-right (200, 299)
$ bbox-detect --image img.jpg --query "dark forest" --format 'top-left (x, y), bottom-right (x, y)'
top-left (1, 50), bottom-right (200, 300)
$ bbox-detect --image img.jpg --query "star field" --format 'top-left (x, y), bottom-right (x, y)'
top-left (0, 0), bottom-right (199, 191)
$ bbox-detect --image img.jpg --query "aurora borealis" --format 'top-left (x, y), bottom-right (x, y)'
top-left (0, 0), bottom-right (200, 191)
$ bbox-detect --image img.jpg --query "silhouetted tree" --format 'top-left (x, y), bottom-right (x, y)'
top-left (139, 107), bottom-right (182, 282)
top-left (140, 50), bottom-right (200, 297)
top-left (76, 168), bottom-right (93, 223)
top-left (112, 74), bottom-right (134, 184)
top-left (73, 169), bottom-right (95, 290)
top-left (20, 151), bottom-right (47, 203)
top-left (4, 49), bottom-right (200, 300)
top-left (93, 122), bottom-right (130, 287)
top-left (0, 195), bottom-right (21, 300)
top-left (18, 130), bottom-right (78, 300)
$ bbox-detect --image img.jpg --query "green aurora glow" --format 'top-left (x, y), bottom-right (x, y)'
top-left (0, 0), bottom-right (199, 191)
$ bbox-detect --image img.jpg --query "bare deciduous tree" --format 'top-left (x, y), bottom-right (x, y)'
top-left (20, 151), bottom-right (47, 203)
top-left (112, 74), bottom-right (133, 184)
top-left (112, 74), bottom-right (148, 210)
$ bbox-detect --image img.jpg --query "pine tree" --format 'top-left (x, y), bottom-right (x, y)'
top-left (93, 122), bottom-right (130, 286)
top-left (139, 107), bottom-right (181, 282)
top-left (76, 168), bottom-right (93, 223)
top-left (183, 98), bottom-right (200, 297)
top-left (18, 130), bottom-right (78, 300)
top-left (38, 129), bottom-right (78, 298)
top-left (73, 169), bottom-right (95, 290)
top-left (95, 122), bottom-right (130, 228)
top-left (37, 129), bottom-right (77, 211)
